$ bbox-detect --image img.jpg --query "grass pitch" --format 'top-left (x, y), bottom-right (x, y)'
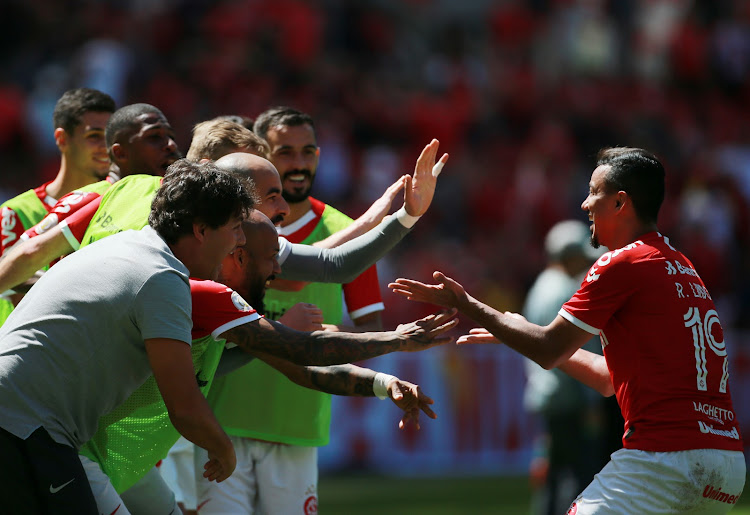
top-left (319, 474), bottom-right (750, 514)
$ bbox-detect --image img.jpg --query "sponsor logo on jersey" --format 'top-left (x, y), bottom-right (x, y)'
top-left (693, 402), bottom-right (734, 422)
top-left (586, 240), bottom-right (645, 283)
top-left (230, 291), bottom-right (252, 312)
top-left (1, 207), bottom-right (18, 248)
top-left (664, 259), bottom-right (698, 277)
top-left (703, 484), bottom-right (739, 504)
top-left (567, 501), bottom-right (578, 514)
top-left (698, 421), bottom-right (740, 440)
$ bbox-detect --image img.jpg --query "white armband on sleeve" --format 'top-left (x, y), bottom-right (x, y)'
top-left (373, 373), bottom-right (398, 399)
top-left (394, 206), bottom-right (420, 229)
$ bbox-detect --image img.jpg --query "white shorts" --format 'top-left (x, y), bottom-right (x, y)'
top-left (159, 436), bottom-right (196, 510)
top-left (194, 436), bottom-right (318, 515)
top-left (568, 448), bottom-right (746, 514)
top-left (79, 454), bottom-right (131, 515)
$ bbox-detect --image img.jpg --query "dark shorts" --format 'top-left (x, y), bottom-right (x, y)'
top-left (0, 426), bottom-right (98, 514)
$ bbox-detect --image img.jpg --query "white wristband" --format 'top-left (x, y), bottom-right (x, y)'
top-left (0, 289), bottom-right (16, 299)
top-left (373, 373), bottom-right (397, 400)
top-left (395, 205), bottom-right (420, 229)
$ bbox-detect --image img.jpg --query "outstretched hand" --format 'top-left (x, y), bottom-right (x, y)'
top-left (357, 175), bottom-right (409, 227)
top-left (456, 327), bottom-right (500, 345)
top-left (395, 308), bottom-right (459, 352)
top-left (387, 379), bottom-right (437, 430)
top-left (389, 271), bottom-right (469, 310)
top-left (404, 139), bottom-right (449, 217)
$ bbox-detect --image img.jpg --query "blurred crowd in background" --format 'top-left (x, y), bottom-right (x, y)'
top-left (2, 0), bottom-right (749, 492)
top-left (3, 0), bottom-right (749, 332)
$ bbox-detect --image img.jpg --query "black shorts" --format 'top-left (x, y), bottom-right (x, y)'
top-left (0, 426), bottom-right (98, 514)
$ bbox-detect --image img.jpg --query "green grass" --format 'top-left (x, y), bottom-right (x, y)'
top-left (319, 474), bottom-right (750, 515)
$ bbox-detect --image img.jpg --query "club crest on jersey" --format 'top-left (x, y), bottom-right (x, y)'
top-left (230, 291), bottom-right (252, 312)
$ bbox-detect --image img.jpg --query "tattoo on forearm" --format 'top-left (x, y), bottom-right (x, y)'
top-left (305, 365), bottom-right (376, 396)
top-left (224, 321), bottom-right (406, 366)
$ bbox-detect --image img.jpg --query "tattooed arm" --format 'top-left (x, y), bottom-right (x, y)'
top-left (252, 350), bottom-right (438, 429)
top-left (219, 309), bottom-right (457, 366)
top-left (251, 350), bottom-right (376, 395)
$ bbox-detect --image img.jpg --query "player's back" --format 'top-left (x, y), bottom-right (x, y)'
top-left (563, 232), bottom-right (742, 452)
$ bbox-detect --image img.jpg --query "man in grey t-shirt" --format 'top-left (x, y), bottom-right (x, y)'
top-left (0, 159), bottom-right (254, 514)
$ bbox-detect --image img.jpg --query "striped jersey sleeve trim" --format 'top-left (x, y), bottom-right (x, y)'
top-left (60, 221), bottom-right (81, 251)
top-left (211, 312), bottom-right (260, 340)
top-left (558, 308), bottom-right (600, 335)
top-left (349, 302), bottom-right (385, 320)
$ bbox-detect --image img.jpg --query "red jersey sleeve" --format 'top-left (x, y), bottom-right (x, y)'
top-left (23, 191), bottom-right (103, 242)
top-left (190, 279), bottom-right (260, 340)
top-left (342, 264), bottom-right (384, 320)
top-left (560, 246), bottom-right (640, 334)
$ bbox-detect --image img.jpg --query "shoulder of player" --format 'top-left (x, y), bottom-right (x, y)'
top-left (1, 188), bottom-right (41, 211)
top-left (189, 278), bottom-right (232, 297)
top-left (315, 200), bottom-right (354, 230)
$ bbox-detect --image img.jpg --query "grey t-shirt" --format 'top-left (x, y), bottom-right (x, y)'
top-left (0, 226), bottom-right (192, 449)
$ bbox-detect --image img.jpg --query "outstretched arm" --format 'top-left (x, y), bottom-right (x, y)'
top-left (457, 327), bottom-right (614, 397)
top-left (389, 271), bottom-right (592, 369)
top-left (0, 226), bottom-right (73, 294)
top-left (277, 139), bottom-right (448, 283)
top-left (219, 310), bottom-right (458, 366)
top-left (250, 350), bottom-right (436, 429)
top-left (312, 175), bottom-right (408, 249)
top-left (312, 139), bottom-right (448, 249)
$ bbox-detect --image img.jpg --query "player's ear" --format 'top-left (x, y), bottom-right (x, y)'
top-left (54, 128), bottom-right (67, 151)
top-left (192, 221), bottom-right (208, 242)
top-left (615, 192), bottom-right (627, 210)
top-left (111, 143), bottom-right (126, 164)
top-left (233, 246), bottom-right (245, 266)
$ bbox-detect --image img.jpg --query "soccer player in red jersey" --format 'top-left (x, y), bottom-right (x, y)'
top-left (390, 147), bottom-right (745, 514)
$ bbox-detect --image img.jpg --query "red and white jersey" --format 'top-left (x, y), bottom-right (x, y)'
top-left (0, 181), bottom-right (57, 256)
top-left (190, 279), bottom-right (260, 340)
top-left (22, 189), bottom-right (103, 243)
top-left (279, 197), bottom-right (384, 319)
top-left (560, 232), bottom-right (742, 452)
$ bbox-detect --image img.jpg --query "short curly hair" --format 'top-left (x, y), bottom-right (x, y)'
top-left (149, 159), bottom-right (258, 244)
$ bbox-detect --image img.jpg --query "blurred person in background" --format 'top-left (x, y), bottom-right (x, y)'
top-left (522, 220), bottom-right (605, 515)
top-left (0, 87), bottom-right (115, 324)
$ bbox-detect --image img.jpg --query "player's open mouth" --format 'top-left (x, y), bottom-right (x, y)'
top-left (286, 174), bottom-right (308, 182)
